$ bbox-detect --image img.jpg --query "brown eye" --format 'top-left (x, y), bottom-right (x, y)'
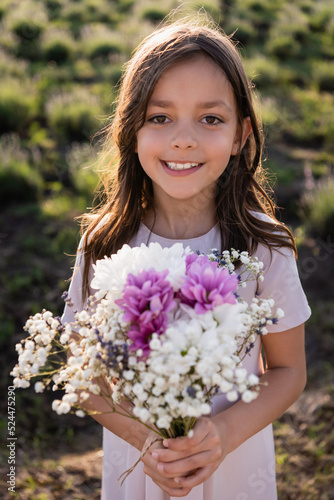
top-left (150, 115), bottom-right (168, 124)
top-left (203, 116), bottom-right (222, 125)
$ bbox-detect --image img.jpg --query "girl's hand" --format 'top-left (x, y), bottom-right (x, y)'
top-left (148, 417), bottom-right (228, 492)
top-left (141, 431), bottom-right (192, 497)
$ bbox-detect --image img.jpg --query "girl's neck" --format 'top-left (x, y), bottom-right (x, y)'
top-left (143, 202), bottom-right (216, 240)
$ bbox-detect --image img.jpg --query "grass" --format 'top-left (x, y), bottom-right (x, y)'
top-left (0, 79), bottom-right (38, 134)
top-left (41, 28), bottom-right (77, 64)
top-left (45, 88), bottom-right (103, 142)
top-left (299, 177), bottom-right (334, 239)
top-left (0, 134), bottom-right (43, 205)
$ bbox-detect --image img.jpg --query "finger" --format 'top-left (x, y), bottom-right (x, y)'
top-left (152, 447), bottom-right (193, 463)
top-left (156, 432), bottom-right (223, 470)
top-left (178, 465), bottom-right (214, 489)
top-left (156, 449), bottom-right (218, 478)
top-left (142, 450), bottom-right (185, 488)
top-left (143, 461), bottom-right (185, 490)
top-left (152, 479), bottom-right (192, 498)
top-left (163, 418), bottom-right (212, 452)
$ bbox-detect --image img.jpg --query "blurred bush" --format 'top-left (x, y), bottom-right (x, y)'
top-left (139, 4), bottom-right (172, 23)
top-left (244, 55), bottom-right (293, 89)
top-left (0, 47), bottom-right (28, 78)
top-left (283, 89), bottom-right (334, 146)
top-left (300, 176), bottom-right (334, 240)
top-left (311, 60), bottom-right (334, 92)
top-left (41, 28), bottom-right (77, 64)
top-left (62, 0), bottom-right (119, 31)
top-left (43, 0), bottom-right (62, 20)
top-left (0, 135), bottom-right (43, 206)
top-left (80, 24), bottom-right (128, 60)
top-left (5, 3), bottom-right (47, 41)
top-left (45, 88), bottom-right (103, 141)
top-left (0, 78), bottom-right (38, 134)
top-left (116, 0), bottom-right (136, 14)
top-left (4, 1), bottom-right (47, 59)
top-left (66, 142), bottom-right (100, 200)
top-left (83, 0), bottom-right (119, 23)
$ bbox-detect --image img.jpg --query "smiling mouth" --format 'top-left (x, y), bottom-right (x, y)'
top-left (164, 161), bottom-right (203, 171)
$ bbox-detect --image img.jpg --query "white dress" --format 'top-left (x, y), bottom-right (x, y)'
top-left (62, 214), bottom-right (311, 500)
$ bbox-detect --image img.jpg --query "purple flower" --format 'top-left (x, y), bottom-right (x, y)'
top-left (179, 254), bottom-right (238, 314)
top-left (115, 268), bottom-right (176, 355)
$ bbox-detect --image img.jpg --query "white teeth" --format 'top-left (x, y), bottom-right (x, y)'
top-left (166, 162), bottom-right (200, 170)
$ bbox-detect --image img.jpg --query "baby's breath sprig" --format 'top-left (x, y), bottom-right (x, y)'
top-left (207, 248), bottom-right (264, 287)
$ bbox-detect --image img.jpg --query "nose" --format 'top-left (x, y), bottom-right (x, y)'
top-left (170, 121), bottom-right (198, 149)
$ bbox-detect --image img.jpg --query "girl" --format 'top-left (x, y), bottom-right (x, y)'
top-left (62, 16), bottom-right (311, 500)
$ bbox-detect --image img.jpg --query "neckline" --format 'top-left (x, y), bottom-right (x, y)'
top-left (140, 221), bottom-right (219, 243)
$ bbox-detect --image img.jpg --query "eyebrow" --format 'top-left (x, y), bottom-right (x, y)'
top-left (148, 99), bottom-right (233, 114)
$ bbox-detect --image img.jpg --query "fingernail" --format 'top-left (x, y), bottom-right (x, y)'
top-left (163, 439), bottom-right (169, 448)
top-left (152, 451), bottom-right (159, 460)
top-left (157, 463), bottom-right (164, 473)
top-left (174, 478), bottom-right (180, 484)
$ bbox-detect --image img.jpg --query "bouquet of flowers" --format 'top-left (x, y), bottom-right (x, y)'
top-left (11, 243), bottom-right (283, 445)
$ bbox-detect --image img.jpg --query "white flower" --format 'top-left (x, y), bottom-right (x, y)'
top-left (91, 242), bottom-right (191, 298)
top-left (30, 363), bottom-right (40, 374)
top-left (52, 400), bottom-right (61, 412)
top-left (226, 390), bottom-right (238, 402)
top-left (15, 343), bottom-right (23, 355)
top-left (89, 384), bottom-right (101, 395)
top-left (152, 386), bottom-right (162, 396)
top-left (156, 416), bottom-right (172, 429)
top-left (133, 383), bottom-right (144, 396)
top-left (65, 383), bottom-right (76, 393)
top-left (240, 254), bottom-right (250, 265)
top-left (60, 333), bottom-right (70, 344)
top-left (63, 393), bottom-right (78, 404)
top-left (235, 368), bottom-right (247, 382)
top-left (169, 374), bottom-right (180, 385)
top-left (123, 370), bottom-right (135, 381)
top-left (25, 340), bottom-right (35, 351)
top-left (34, 382), bottom-right (45, 393)
top-left (139, 408), bottom-right (151, 422)
top-left (219, 380), bottom-right (233, 393)
top-left (149, 336), bottom-right (161, 350)
top-left (248, 374), bottom-right (259, 386)
top-left (77, 311), bottom-right (90, 323)
top-left (65, 324), bottom-right (72, 335)
top-left (76, 410), bottom-right (86, 418)
top-left (57, 401), bottom-right (71, 414)
top-left (242, 390), bottom-right (256, 403)
top-left (276, 308), bottom-right (285, 319)
top-left (42, 311), bottom-right (53, 321)
top-left (13, 378), bottom-right (30, 389)
top-left (200, 403), bottom-right (211, 415)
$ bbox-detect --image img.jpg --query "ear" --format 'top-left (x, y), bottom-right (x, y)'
top-left (231, 116), bottom-right (252, 156)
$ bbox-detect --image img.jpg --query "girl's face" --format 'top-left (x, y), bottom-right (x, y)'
top-left (136, 56), bottom-right (250, 210)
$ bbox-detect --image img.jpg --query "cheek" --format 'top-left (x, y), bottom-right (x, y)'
top-left (137, 130), bottom-right (162, 160)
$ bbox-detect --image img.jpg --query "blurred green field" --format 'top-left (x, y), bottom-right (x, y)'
top-left (0, 0), bottom-right (333, 498)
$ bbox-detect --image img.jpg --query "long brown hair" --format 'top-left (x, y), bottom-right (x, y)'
top-left (79, 16), bottom-right (296, 299)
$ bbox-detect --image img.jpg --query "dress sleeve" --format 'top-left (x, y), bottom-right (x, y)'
top-left (256, 244), bottom-right (311, 333)
top-left (61, 234), bottom-right (94, 329)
